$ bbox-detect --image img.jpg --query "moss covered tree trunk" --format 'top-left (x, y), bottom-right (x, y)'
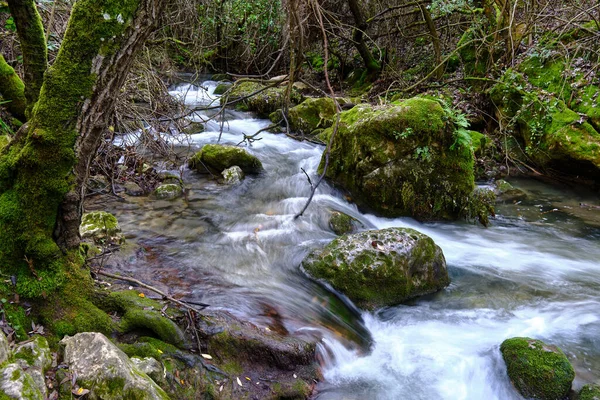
top-left (6, 0), bottom-right (47, 117)
top-left (0, 0), bottom-right (165, 309)
top-left (0, 53), bottom-right (27, 120)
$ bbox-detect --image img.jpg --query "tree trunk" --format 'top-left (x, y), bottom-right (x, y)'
top-left (7, 0), bottom-right (48, 118)
top-left (347, 0), bottom-right (380, 75)
top-left (0, 53), bottom-right (27, 120)
top-left (419, 3), bottom-right (443, 80)
top-left (0, 0), bottom-right (166, 299)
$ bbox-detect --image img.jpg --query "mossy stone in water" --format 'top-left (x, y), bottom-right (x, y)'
top-left (301, 227), bottom-right (449, 309)
top-left (328, 211), bottom-right (358, 235)
top-left (288, 97), bottom-right (336, 135)
top-left (213, 82), bottom-right (232, 95)
top-left (500, 337), bottom-right (574, 400)
top-left (80, 211), bottom-right (123, 243)
top-left (578, 384), bottom-right (600, 400)
top-left (188, 144), bottom-right (263, 175)
top-left (153, 183), bottom-right (182, 200)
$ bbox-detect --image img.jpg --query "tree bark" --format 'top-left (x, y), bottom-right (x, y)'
top-left (419, 3), bottom-right (443, 80)
top-left (0, 0), bottom-right (166, 298)
top-left (6, 0), bottom-right (48, 118)
top-left (347, 0), bottom-right (381, 75)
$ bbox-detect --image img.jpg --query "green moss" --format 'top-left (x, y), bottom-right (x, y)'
top-left (288, 97), bottom-right (337, 135)
top-left (0, 54), bottom-right (27, 120)
top-left (189, 144), bottom-right (263, 175)
top-left (578, 384), bottom-right (600, 400)
top-left (0, 302), bottom-right (30, 341)
top-left (153, 183), bottom-right (182, 200)
top-left (213, 83), bottom-right (232, 95)
top-left (80, 211), bottom-right (122, 242)
top-left (328, 211), bottom-right (356, 235)
top-left (500, 337), bottom-right (574, 400)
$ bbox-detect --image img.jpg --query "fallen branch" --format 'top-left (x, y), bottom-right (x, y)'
top-left (96, 270), bottom-right (208, 313)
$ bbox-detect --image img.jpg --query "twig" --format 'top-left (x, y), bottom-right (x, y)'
top-left (96, 270), bottom-right (208, 313)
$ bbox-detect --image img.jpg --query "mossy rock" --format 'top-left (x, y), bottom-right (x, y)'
top-left (213, 82), bottom-right (232, 95)
top-left (107, 291), bottom-right (186, 348)
top-left (288, 97), bottom-right (336, 135)
top-left (181, 121), bottom-right (204, 135)
top-left (494, 179), bottom-right (527, 202)
top-left (153, 183), bottom-right (182, 200)
top-left (500, 337), bottom-right (575, 400)
top-left (578, 384), bottom-right (600, 400)
top-left (328, 211), bottom-right (360, 235)
top-left (491, 70), bottom-right (600, 182)
top-left (0, 363), bottom-right (43, 400)
top-left (188, 144), bottom-right (263, 175)
top-left (301, 227), bottom-right (450, 309)
top-left (79, 211), bottom-right (123, 243)
top-left (227, 81), bottom-right (302, 118)
top-left (320, 97), bottom-right (480, 221)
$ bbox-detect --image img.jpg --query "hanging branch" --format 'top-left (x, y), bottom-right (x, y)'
top-left (294, 0), bottom-right (342, 219)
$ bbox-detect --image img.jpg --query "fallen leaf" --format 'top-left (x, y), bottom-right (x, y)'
top-left (157, 349), bottom-right (163, 354)
top-left (293, 374), bottom-right (297, 379)
top-left (201, 354), bottom-right (212, 360)
top-left (236, 377), bottom-right (243, 387)
top-left (72, 387), bottom-right (90, 396)
top-left (245, 377), bottom-right (251, 381)
top-left (138, 293), bottom-right (145, 298)
top-left (219, 385), bottom-right (223, 392)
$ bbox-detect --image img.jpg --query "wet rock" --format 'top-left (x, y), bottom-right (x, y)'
top-left (301, 227), bottom-right (450, 309)
top-left (320, 97), bottom-right (485, 221)
top-left (221, 165), bottom-right (244, 184)
top-left (328, 211), bottom-right (360, 235)
top-left (226, 81), bottom-right (302, 118)
top-left (181, 121), bottom-right (204, 135)
top-left (0, 363), bottom-right (43, 400)
top-left (188, 144), bottom-right (263, 175)
top-left (80, 211), bottom-right (124, 243)
top-left (578, 384), bottom-right (600, 400)
top-left (211, 73), bottom-right (230, 82)
top-left (494, 179), bottom-right (527, 202)
top-left (124, 181), bottom-right (144, 196)
top-left (153, 183), bottom-right (182, 200)
top-left (289, 97), bottom-right (337, 135)
top-left (213, 82), bottom-right (232, 95)
top-left (61, 332), bottom-right (170, 400)
top-left (157, 171), bottom-right (182, 184)
top-left (12, 336), bottom-right (52, 397)
top-left (500, 337), bottom-right (574, 400)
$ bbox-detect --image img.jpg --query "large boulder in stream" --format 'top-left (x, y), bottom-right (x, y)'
top-left (227, 81), bottom-right (303, 118)
top-left (188, 144), bottom-right (263, 175)
top-left (288, 97), bottom-right (337, 135)
top-left (301, 227), bottom-right (450, 309)
top-left (319, 97), bottom-right (489, 221)
top-left (500, 337), bottom-right (575, 400)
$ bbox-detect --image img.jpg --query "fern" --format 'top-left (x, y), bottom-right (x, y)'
top-left (437, 98), bottom-right (473, 150)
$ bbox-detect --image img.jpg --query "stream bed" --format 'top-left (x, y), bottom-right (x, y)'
top-left (90, 81), bottom-right (600, 400)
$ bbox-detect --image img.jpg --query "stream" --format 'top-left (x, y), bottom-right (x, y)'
top-left (92, 81), bottom-right (600, 400)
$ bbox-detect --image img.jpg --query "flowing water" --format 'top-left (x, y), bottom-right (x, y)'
top-left (94, 82), bottom-right (600, 399)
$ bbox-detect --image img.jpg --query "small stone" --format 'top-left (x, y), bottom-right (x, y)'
top-left (188, 144), bottom-right (263, 175)
top-left (123, 182), bottom-right (144, 196)
top-left (80, 211), bottom-right (124, 243)
top-left (130, 357), bottom-right (165, 385)
top-left (0, 363), bottom-right (43, 400)
top-left (153, 184), bottom-right (183, 200)
top-left (221, 166), bottom-right (244, 184)
top-left (328, 211), bottom-right (359, 235)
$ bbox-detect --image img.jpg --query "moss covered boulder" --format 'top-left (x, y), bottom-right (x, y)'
top-left (578, 384), bottom-right (600, 400)
top-left (500, 337), bottom-right (575, 400)
top-left (320, 97), bottom-right (480, 221)
top-left (289, 97), bottom-right (337, 135)
top-left (0, 363), bottom-right (44, 400)
top-left (188, 144), bottom-right (263, 175)
top-left (328, 211), bottom-right (360, 235)
top-left (301, 227), bottom-right (449, 309)
top-left (227, 81), bottom-right (302, 118)
top-left (61, 332), bottom-right (170, 400)
top-left (80, 211), bottom-right (123, 243)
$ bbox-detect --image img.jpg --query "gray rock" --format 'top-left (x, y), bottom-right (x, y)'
top-left (124, 182), bottom-right (144, 196)
top-left (130, 357), bottom-right (165, 385)
top-left (302, 227), bottom-right (450, 309)
top-left (221, 166), bottom-right (244, 184)
top-left (0, 331), bottom-right (9, 364)
top-left (0, 363), bottom-right (43, 400)
top-left (13, 336), bottom-right (52, 397)
top-left (80, 211), bottom-right (124, 243)
top-left (61, 332), bottom-right (170, 400)
top-left (153, 183), bottom-right (183, 200)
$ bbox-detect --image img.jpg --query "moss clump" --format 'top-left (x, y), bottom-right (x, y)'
top-left (188, 144), bottom-right (263, 175)
top-left (227, 81), bottom-right (303, 118)
top-left (213, 82), bottom-right (232, 95)
top-left (500, 337), bottom-right (574, 400)
top-left (288, 97), bottom-right (337, 135)
top-left (578, 384), bottom-right (600, 400)
top-left (153, 183), bottom-right (182, 200)
top-left (321, 97), bottom-right (479, 221)
top-left (106, 290), bottom-right (186, 348)
top-left (302, 227), bottom-right (449, 309)
top-left (328, 211), bottom-right (357, 235)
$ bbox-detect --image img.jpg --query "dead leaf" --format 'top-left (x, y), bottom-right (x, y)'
top-left (236, 377), bottom-right (243, 387)
top-left (201, 354), bottom-right (212, 360)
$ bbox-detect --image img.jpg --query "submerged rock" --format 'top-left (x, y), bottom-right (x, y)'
top-left (221, 165), bottom-right (244, 184)
top-left (123, 181), bottom-right (144, 196)
top-left (301, 227), bottom-right (449, 309)
top-left (320, 97), bottom-right (483, 221)
top-left (61, 332), bottom-right (170, 400)
top-left (153, 183), bottom-right (182, 200)
top-left (188, 144), bottom-right (263, 175)
top-left (500, 337), bottom-right (574, 400)
top-left (494, 179), bottom-right (527, 202)
top-left (80, 211), bottom-right (123, 243)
